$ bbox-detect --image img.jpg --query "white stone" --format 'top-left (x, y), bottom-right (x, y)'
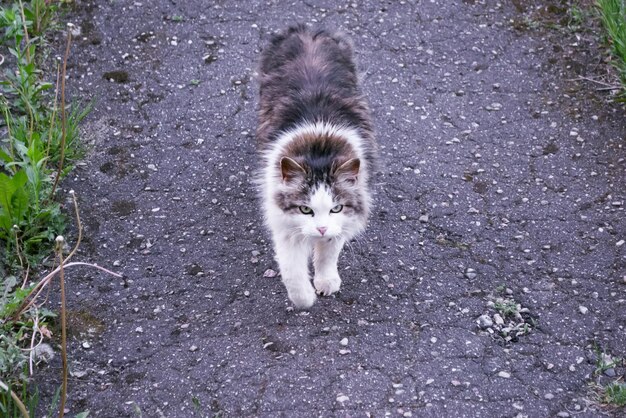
top-left (336, 395), bottom-right (349, 403)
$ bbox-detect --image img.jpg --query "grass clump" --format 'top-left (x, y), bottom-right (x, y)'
top-left (603, 382), bottom-right (626, 406)
top-left (0, 1), bottom-right (90, 270)
top-left (0, 0), bottom-right (92, 415)
top-left (597, 0), bottom-right (626, 98)
top-left (588, 345), bottom-right (626, 412)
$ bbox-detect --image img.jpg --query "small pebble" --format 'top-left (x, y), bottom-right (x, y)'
top-left (497, 371), bottom-right (511, 379)
top-left (82, 341), bottom-right (91, 349)
top-left (465, 268), bottom-right (477, 279)
top-left (336, 394), bottom-right (349, 403)
top-left (263, 269), bottom-right (278, 278)
top-left (477, 314), bottom-right (493, 329)
top-left (578, 305), bottom-right (588, 314)
top-left (189, 345), bottom-right (198, 352)
top-left (486, 102), bottom-right (502, 111)
top-left (340, 338), bottom-right (349, 346)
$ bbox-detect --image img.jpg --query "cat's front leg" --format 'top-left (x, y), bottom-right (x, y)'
top-left (313, 238), bottom-right (345, 296)
top-left (274, 235), bottom-right (316, 309)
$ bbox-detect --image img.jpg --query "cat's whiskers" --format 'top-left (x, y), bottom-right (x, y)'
top-left (285, 225), bottom-right (310, 244)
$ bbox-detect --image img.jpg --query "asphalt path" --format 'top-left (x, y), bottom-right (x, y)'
top-left (42, 1), bottom-right (625, 416)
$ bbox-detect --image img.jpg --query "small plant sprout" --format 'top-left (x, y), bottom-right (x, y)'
top-left (494, 298), bottom-right (520, 318)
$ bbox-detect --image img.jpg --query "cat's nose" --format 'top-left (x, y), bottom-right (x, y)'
top-left (317, 227), bottom-right (328, 236)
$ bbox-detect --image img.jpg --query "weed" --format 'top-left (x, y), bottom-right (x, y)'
top-left (589, 345), bottom-right (626, 410)
top-left (597, 0), bottom-right (626, 98)
top-left (1, 191), bottom-right (122, 415)
top-left (566, 3), bottom-right (593, 31)
top-left (593, 345), bottom-right (623, 375)
top-left (0, 0), bottom-right (88, 267)
top-left (0, 0), bottom-right (93, 414)
top-left (493, 299), bottom-right (519, 317)
top-left (603, 382), bottom-right (626, 406)
top-left (170, 15), bottom-right (184, 22)
top-left (192, 395), bottom-right (203, 414)
top-left (0, 381), bottom-right (39, 417)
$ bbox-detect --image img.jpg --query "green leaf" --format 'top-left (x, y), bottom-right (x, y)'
top-left (0, 170), bottom-right (28, 231)
top-left (1, 275), bottom-right (18, 303)
top-left (12, 178), bottom-right (29, 223)
top-left (12, 141), bottom-right (28, 160)
top-left (23, 62), bottom-right (36, 76)
top-left (0, 171), bottom-right (17, 216)
top-left (0, 147), bottom-right (13, 164)
top-left (7, 47), bottom-right (19, 59)
top-left (0, 284), bottom-right (33, 319)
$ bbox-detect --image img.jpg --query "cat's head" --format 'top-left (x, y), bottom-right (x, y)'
top-left (273, 155), bottom-right (367, 239)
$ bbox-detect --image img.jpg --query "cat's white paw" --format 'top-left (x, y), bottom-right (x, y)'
top-left (314, 275), bottom-right (342, 296)
top-left (287, 284), bottom-right (317, 309)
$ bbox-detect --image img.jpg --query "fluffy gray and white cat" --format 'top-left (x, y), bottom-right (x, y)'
top-left (256, 25), bottom-right (376, 309)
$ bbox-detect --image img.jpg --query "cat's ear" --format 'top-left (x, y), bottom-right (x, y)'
top-left (334, 158), bottom-right (360, 184)
top-left (280, 157), bottom-right (306, 182)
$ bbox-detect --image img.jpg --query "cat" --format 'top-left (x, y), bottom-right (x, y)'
top-left (256, 24), bottom-right (376, 309)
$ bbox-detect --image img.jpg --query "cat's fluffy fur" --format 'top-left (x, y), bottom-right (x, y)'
top-left (257, 24), bottom-right (376, 308)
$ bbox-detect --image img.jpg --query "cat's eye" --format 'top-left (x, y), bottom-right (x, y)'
top-left (299, 205), bottom-right (313, 215)
top-left (330, 204), bottom-right (343, 213)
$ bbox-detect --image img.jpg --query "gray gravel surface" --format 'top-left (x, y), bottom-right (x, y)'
top-left (41, 0), bottom-right (625, 417)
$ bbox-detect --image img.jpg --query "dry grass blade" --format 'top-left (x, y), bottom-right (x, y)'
top-left (56, 236), bottom-right (67, 418)
top-left (0, 380), bottom-right (29, 418)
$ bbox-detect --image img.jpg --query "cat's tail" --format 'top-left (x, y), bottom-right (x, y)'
top-left (259, 24), bottom-right (354, 75)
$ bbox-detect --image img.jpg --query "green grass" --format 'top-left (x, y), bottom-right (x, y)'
top-left (0, 0), bottom-right (90, 268)
top-left (597, 0), bottom-right (626, 98)
top-left (0, 382), bottom-right (39, 417)
top-left (493, 299), bottom-right (519, 318)
top-left (604, 382), bottom-right (626, 406)
top-left (0, 0), bottom-right (90, 415)
top-left (589, 345), bottom-right (626, 410)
